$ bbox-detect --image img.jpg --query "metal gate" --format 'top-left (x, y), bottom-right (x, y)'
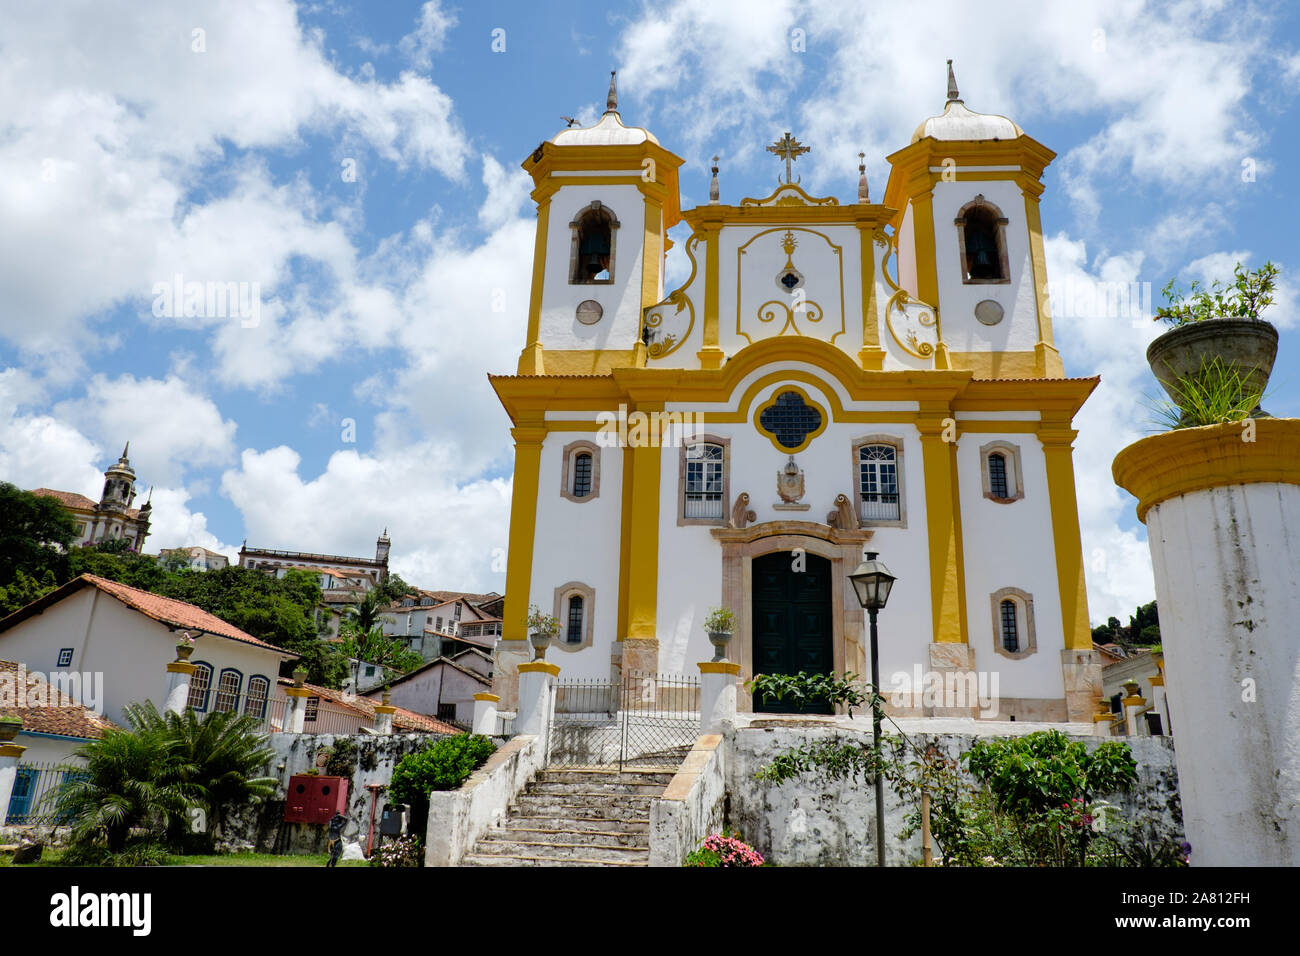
top-left (547, 670), bottom-right (700, 770)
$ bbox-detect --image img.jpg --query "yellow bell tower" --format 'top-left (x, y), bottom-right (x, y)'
top-left (517, 72), bottom-right (684, 376)
top-left (884, 61), bottom-right (1064, 379)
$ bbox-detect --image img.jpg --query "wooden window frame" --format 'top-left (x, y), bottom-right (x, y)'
top-left (677, 435), bottom-right (731, 526)
top-left (850, 435), bottom-right (908, 528)
top-left (551, 581), bottom-right (595, 652)
top-left (979, 440), bottom-right (1025, 503)
top-left (990, 587), bottom-right (1037, 660)
top-left (561, 440), bottom-right (601, 502)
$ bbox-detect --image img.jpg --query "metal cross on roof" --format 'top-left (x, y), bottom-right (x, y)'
top-left (767, 132), bottom-right (810, 184)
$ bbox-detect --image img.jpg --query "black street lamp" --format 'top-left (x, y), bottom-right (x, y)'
top-left (848, 550), bottom-right (896, 868)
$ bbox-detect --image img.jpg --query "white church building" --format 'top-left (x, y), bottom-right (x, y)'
top-left (491, 67), bottom-right (1100, 722)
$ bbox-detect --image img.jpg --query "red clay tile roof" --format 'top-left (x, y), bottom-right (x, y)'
top-left (0, 575), bottom-right (296, 657)
top-left (31, 488), bottom-right (99, 510)
top-left (291, 681), bottom-right (461, 734)
top-left (0, 659), bottom-right (119, 739)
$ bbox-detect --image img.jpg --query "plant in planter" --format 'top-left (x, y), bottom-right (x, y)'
top-left (0, 715), bottom-right (22, 742)
top-left (703, 606), bottom-right (736, 662)
top-left (525, 605), bottom-right (559, 661)
top-left (1148, 261), bottom-right (1279, 425)
top-left (175, 632), bottom-right (196, 661)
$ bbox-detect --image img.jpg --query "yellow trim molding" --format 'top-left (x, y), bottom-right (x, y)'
top-left (502, 423), bottom-right (547, 641)
top-left (473, 693), bottom-right (501, 702)
top-left (373, 705), bottom-right (397, 715)
top-left (1041, 418), bottom-right (1093, 650)
top-left (1112, 418), bottom-right (1300, 522)
top-left (698, 661), bottom-right (742, 675)
top-left (918, 411), bottom-right (968, 644)
top-left (285, 687), bottom-right (312, 699)
top-left (166, 661), bottom-right (197, 675)
top-left (0, 743), bottom-right (26, 759)
top-left (518, 661), bottom-right (561, 677)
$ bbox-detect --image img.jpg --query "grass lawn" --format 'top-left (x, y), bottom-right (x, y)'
top-left (1, 847), bottom-right (368, 867)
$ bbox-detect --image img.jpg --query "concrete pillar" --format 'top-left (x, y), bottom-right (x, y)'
top-left (516, 661), bottom-right (559, 737)
top-left (373, 691), bottom-right (396, 735)
top-left (1121, 681), bottom-right (1147, 737)
top-left (472, 693), bottom-right (499, 735)
top-left (164, 660), bottom-right (196, 716)
top-left (1113, 418), bottom-right (1300, 865)
top-left (1092, 698), bottom-right (1115, 737)
top-left (284, 687), bottom-right (310, 734)
top-left (698, 662), bottom-right (739, 734)
top-left (0, 738), bottom-right (26, 825)
top-left (1148, 653), bottom-right (1169, 735)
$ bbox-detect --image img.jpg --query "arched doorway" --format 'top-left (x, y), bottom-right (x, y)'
top-left (751, 550), bottom-right (833, 714)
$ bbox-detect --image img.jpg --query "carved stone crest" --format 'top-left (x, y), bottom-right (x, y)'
top-left (730, 492), bottom-right (757, 529)
top-left (774, 456), bottom-right (810, 511)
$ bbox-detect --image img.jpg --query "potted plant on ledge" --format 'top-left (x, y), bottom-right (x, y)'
top-left (704, 606), bottom-right (737, 662)
top-left (1148, 261), bottom-right (1279, 427)
top-left (526, 605), bottom-right (560, 661)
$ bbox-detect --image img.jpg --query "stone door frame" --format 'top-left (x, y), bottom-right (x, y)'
top-left (711, 520), bottom-right (872, 713)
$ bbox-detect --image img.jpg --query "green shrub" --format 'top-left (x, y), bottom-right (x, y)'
top-left (62, 840), bottom-right (170, 867)
top-left (388, 734), bottom-right (497, 804)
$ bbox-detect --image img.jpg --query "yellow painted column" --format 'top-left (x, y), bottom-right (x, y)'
top-left (517, 193), bottom-right (552, 375)
top-left (696, 225), bottom-right (724, 369)
top-left (917, 411), bottom-right (968, 644)
top-left (502, 422), bottom-right (547, 641)
top-left (909, 190), bottom-right (951, 369)
top-left (856, 224), bottom-right (885, 370)
top-left (620, 403), bottom-right (663, 674)
top-left (1040, 419), bottom-right (1092, 650)
top-left (1020, 176), bottom-right (1064, 378)
top-left (640, 198), bottom-right (664, 312)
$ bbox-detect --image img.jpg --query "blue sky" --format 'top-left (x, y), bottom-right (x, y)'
top-left (2, 0), bottom-right (1298, 622)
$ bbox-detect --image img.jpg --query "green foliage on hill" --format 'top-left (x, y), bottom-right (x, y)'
top-left (1092, 600), bottom-right (1160, 647)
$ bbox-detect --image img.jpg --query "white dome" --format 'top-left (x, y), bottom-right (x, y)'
top-left (911, 99), bottom-right (1023, 144)
top-left (551, 110), bottom-right (659, 146)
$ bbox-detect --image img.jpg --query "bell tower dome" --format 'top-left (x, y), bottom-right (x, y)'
top-left (517, 71), bottom-right (684, 376)
top-left (99, 442), bottom-right (137, 513)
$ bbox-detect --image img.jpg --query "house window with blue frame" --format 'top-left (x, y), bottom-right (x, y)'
top-left (187, 662), bottom-right (213, 711)
top-left (244, 676), bottom-right (270, 719)
top-left (57, 648), bottom-right (74, 668)
top-left (214, 669), bottom-right (242, 713)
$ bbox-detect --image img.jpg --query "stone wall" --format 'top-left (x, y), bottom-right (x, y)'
top-left (723, 716), bottom-right (1182, 866)
top-left (223, 732), bottom-right (447, 856)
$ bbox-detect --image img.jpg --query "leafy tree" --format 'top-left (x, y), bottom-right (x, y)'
top-left (159, 566), bottom-right (322, 649)
top-left (389, 734), bottom-right (496, 840)
top-left (0, 483), bottom-right (78, 585)
top-left (343, 589), bottom-right (388, 634)
top-left (124, 702), bottom-right (276, 847)
top-left (340, 621), bottom-right (424, 674)
top-left (66, 546), bottom-right (170, 591)
top-left (0, 568), bottom-right (59, 616)
top-left (56, 721), bottom-right (190, 853)
top-left (287, 638), bottom-right (350, 688)
top-left (377, 573), bottom-right (411, 605)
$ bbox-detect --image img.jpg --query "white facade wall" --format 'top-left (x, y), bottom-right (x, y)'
top-left (929, 177), bottom-right (1039, 353)
top-left (529, 434), bottom-right (624, 678)
top-left (13, 733), bottom-right (87, 765)
top-left (0, 588), bottom-right (292, 729)
top-left (538, 184), bottom-right (650, 352)
top-left (955, 429), bottom-right (1065, 700)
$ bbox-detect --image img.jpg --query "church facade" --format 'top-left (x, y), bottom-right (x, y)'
top-left (491, 68), bottom-right (1101, 722)
top-left (32, 444), bottom-right (153, 551)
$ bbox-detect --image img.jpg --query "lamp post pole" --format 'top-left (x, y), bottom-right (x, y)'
top-left (869, 605), bottom-right (885, 868)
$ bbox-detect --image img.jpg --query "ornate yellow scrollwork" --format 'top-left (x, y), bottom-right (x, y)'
top-left (876, 229), bottom-right (943, 360)
top-left (756, 298), bottom-right (824, 336)
top-left (644, 235), bottom-right (699, 359)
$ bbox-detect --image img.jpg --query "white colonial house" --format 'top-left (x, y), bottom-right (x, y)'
top-left (490, 67), bottom-right (1101, 722)
top-left (0, 574), bottom-right (297, 729)
top-left (366, 654), bottom-right (491, 726)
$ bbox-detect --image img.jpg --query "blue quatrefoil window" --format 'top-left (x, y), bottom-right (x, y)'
top-left (756, 388), bottom-right (826, 452)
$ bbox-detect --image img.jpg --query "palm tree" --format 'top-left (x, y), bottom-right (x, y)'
top-left (55, 722), bottom-right (190, 852)
top-left (125, 702), bottom-right (277, 844)
top-left (344, 590), bottom-right (386, 633)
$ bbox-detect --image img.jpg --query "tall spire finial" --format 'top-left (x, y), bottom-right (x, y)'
top-left (946, 59), bottom-right (960, 103)
top-left (121, 441), bottom-right (130, 460)
top-left (709, 155), bottom-right (720, 204)
top-left (606, 71), bottom-right (618, 113)
top-left (857, 152), bottom-right (869, 203)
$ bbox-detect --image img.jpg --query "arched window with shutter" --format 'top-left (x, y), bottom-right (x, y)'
top-left (954, 196), bottom-right (1010, 284)
top-left (569, 202), bottom-right (619, 284)
top-left (245, 676), bottom-right (270, 720)
top-left (188, 662), bottom-right (213, 712)
top-left (214, 668), bottom-right (242, 713)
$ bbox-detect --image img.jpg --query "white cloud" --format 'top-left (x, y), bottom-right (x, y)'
top-left (221, 445), bottom-right (510, 592)
top-left (54, 374), bottom-right (237, 487)
top-left (141, 486), bottom-right (239, 560)
top-left (399, 1), bottom-right (457, 71)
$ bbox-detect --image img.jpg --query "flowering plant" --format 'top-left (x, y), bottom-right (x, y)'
top-left (683, 831), bottom-right (765, 867)
top-left (526, 604), bottom-right (559, 638)
top-left (370, 835), bottom-right (422, 868)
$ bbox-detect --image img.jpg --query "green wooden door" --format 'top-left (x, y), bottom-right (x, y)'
top-left (751, 550), bottom-right (833, 714)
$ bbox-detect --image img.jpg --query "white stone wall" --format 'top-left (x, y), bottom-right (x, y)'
top-left (538, 184), bottom-right (650, 352)
top-left (1146, 480), bottom-right (1300, 866)
top-left (724, 717), bottom-right (1182, 866)
top-left (529, 432), bottom-right (624, 678)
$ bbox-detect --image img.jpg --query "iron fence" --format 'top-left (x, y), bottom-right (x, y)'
top-left (4, 761), bottom-right (86, 826)
top-left (546, 670), bottom-right (699, 770)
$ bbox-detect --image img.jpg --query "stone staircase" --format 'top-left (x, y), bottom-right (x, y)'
top-left (460, 769), bottom-right (674, 867)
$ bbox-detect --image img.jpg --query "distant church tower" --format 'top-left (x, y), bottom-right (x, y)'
top-left (491, 66), bottom-right (1099, 723)
top-left (32, 443), bottom-right (153, 551)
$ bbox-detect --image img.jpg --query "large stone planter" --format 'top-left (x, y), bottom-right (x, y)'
top-left (1146, 318), bottom-right (1278, 420)
top-left (1112, 418), bottom-right (1300, 866)
top-left (0, 719), bottom-right (21, 743)
top-left (707, 631), bottom-right (732, 663)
